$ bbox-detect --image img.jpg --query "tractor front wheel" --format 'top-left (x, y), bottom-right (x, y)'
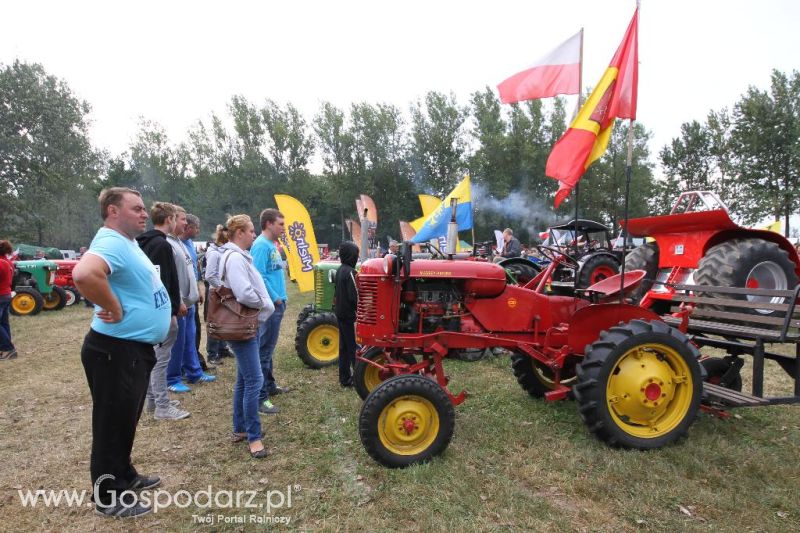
top-left (42, 286), bottom-right (68, 311)
top-left (359, 374), bottom-right (455, 468)
top-left (354, 347), bottom-right (417, 400)
top-left (511, 352), bottom-right (577, 398)
top-left (63, 287), bottom-right (81, 306)
top-left (11, 288), bottom-right (44, 316)
top-left (573, 319), bottom-right (702, 449)
top-left (295, 312), bottom-right (339, 368)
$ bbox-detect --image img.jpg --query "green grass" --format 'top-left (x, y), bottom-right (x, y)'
top-left (0, 284), bottom-right (799, 531)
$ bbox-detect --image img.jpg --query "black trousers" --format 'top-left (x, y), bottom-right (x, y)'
top-left (81, 329), bottom-right (155, 504)
top-left (337, 316), bottom-right (356, 385)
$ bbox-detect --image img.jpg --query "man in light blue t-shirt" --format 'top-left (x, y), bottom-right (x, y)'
top-left (251, 208), bottom-right (292, 415)
top-left (74, 188), bottom-right (171, 518)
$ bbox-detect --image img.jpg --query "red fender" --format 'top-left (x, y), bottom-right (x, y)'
top-left (566, 303), bottom-right (662, 355)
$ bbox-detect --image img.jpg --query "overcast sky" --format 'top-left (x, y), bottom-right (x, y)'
top-left (2, 0), bottom-right (799, 179)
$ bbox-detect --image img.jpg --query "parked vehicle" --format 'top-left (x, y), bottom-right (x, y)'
top-left (623, 191), bottom-right (800, 317)
top-left (540, 219), bottom-right (621, 291)
top-left (53, 259), bottom-right (81, 305)
top-left (295, 261), bottom-right (341, 368)
top-left (10, 259), bottom-right (67, 315)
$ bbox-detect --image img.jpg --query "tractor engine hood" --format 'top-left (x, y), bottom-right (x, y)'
top-left (622, 209), bottom-right (738, 237)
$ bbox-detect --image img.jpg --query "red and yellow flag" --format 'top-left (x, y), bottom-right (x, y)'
top-left (545, 9), bottom-right (639, 208)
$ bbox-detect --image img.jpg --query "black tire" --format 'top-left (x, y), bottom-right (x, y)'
top-left (63, 287), bottom-right (81, 306)
top-left (295, 312), bottom-right (339, 368)
top-left (451, 348), bottom-right (488, 362)
top-left (695, 238), bottom-right (798, 318)
top-left (10, 287), bottom-right (44, 316)
top-left (296, 304), bottom-right (316, 326)
top-left (624, 243), bottom-right (659, 303)
top-left (573, 319), bottom-right (702, 449)
top-left (577, 254), bottom-right (620, 289)
top-left (499, 257), bottom-right (542, 286)
top-left (511, 352), bottom-right (577, 398)
top-left (42, 286), bottom-right (68, 311)
top-left (701, 357), bottom-right (743, 392)
top-left (359, 374), bottom-right (455, 468)
top-left (354, 347), bottom-right (417, 400)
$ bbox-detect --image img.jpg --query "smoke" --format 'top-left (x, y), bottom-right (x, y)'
top-left (472, 183), bottom-right (557, 240)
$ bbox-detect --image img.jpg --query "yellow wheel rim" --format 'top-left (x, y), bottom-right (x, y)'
top-left (364, 353), bottom-right (387, 393)
top-left (606, 343), bottom-right (693, 438)
top-left (306, 324), bottom-right (339, 362)
top-left (377, 395), bottom-right (440, 456)
top-left (12, 294), bottom-right (36, 314)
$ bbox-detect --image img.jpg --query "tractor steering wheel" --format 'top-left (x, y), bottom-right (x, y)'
top-left (535, 245), bottom-right (580, 269)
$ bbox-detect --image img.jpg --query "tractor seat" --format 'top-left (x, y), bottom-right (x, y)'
top-left (576, 269), bottom-right (646, 303)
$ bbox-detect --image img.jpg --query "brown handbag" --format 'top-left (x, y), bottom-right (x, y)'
top-left (207, 251), bottom-right (259, 341)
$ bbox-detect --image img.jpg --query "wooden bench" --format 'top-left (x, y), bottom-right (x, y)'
top-left (659, 283), bottom-right (800, 406)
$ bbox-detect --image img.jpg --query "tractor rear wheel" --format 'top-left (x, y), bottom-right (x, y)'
top-left (701, 357), bottom-right (743, 392)
top-left (10, 288), bottom-right (44, 316)
top-left (295, 312), bottom-right (339, 368)
top-left (573, 319), bottom-right (702, 449)
top-left (42, 286), bottom-right (68, 311)
top-left (359, 374), bottom-right (455, 468)
top-left (577, 254), bottom-right (620, 289)
top-left (511, 352), bottom-right (577, 399)
top-left (499, 258), bottom-right (542, 286)
top-left (354, 347), bottom-right (417, 400)
top-left (624, 243), bottom-right (659, 303)
top-left (695, 238), bottom-right (798, 318)
top-left (63, 287), bottom-right (81, 306)
top-left (296, 304), bottom-right (315, 326)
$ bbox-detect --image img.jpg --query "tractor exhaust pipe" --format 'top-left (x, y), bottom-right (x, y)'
top-left (360, 207), bottom-right (370, 261)
top-left (446, 198), bottom-right (458, 257)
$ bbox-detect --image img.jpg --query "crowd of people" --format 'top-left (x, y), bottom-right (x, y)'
top-left (65, 187), bottom-right (302, 518)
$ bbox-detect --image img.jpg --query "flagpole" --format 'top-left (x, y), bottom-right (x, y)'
top-left (573, 27), bottom-right (584, 258)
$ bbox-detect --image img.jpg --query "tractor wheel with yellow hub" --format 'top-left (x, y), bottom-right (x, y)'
top-left (354, 347), bottom-right (417, 400)
top-left (295, 312), bottom-right (339, 368)
top-left (10, 287), bottom-right (44, 316)
top-left (573, 319), bottom-right (702, 449)
top-left (359, 374), bottom-right (455, 468)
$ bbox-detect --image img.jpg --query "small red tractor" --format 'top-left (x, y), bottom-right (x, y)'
top-left (624, 191), bottom-right (800, 316)
top-left (53, 260), bottom-right (81, 306)
top-left (354, 245), bottom-right (704, 468)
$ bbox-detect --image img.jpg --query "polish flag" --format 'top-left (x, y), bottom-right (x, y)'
top-left (497, 30), bottom-right (582, 104)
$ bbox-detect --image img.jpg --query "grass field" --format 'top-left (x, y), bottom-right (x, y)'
top-left (1, 284), bottom-right (799, 532)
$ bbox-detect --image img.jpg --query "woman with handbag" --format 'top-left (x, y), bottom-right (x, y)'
top-left (215, 214), bottom-right (274, 458)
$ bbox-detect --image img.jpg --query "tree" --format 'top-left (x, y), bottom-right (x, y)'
top-left (731, 70), bottom-right (800, 234)
top-left (0, 60), bottom-right (101, 248)
top-left (409, 91), bottom-right (468, 195)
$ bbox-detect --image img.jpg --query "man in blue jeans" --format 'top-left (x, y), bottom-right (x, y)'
top-left (251, 208), bottom-right (292, 414)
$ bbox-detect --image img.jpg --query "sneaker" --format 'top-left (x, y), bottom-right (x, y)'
top-left (269, 385), bottom-right (292, 395)
top-left (188, 372), bottom-right (217, 384)
top-left (168, 382), bottom-right (191, 393)
top-left (259, 400), bottom-right (280, 415)
top-left (145, 399), bottom-right (179, 413)
top-left (95, 501), bottom-right (152, 518)
top-left (127, 474), bottom-right (161, 491)
top-left (154, 405), bottom-right (191, 420)
top-left (0, 350), bottom-right (17, 360)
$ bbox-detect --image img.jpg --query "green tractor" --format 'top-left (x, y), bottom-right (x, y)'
top-left (11, 259), bottom-right (68, 316)
top-left (295, 261), bottom-right (342, 368)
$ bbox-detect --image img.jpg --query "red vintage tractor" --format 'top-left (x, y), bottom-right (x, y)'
top-left (354, 245), bottom-right (703, 468)
top-left (623, 191), bottom-right (800, 316)
top-left (53, 260), bottom-right (81, 306)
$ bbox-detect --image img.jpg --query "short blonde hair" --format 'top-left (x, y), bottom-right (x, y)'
top-left (150, 202), bottom-right (176, 225)
top-left (226, 214), bottom-right (252, 238)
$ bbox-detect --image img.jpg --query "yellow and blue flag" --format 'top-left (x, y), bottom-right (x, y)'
top-left (411, 176), bottom-right (473, 243)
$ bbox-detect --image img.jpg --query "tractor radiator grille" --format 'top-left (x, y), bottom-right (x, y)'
top-left (357, 278), bottom-right (379, 325)
top-left (314, 268), bottom-right (324, 305)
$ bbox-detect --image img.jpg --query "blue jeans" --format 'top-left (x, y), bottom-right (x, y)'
top-left (230, 336), bottom-right (263, 442)
top-left (0, 296), bottom-right (14, 352)
top-left (167, 306), bottom-right (203, 385)
top-left (258, 302), bottom-right (285, 402)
